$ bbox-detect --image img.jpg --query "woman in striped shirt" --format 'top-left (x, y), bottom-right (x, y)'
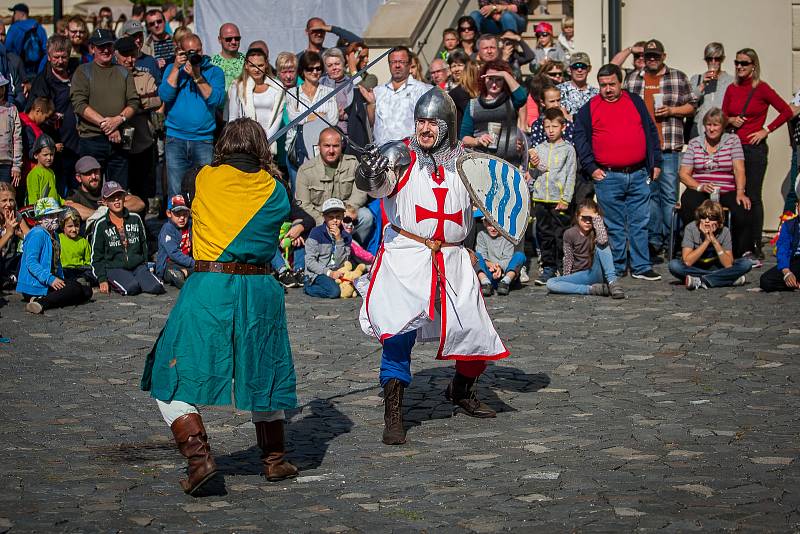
top-left (679, 107), bottom-right (752, 258)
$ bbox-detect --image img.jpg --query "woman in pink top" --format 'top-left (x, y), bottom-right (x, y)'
top-left (679, 108), bottom-right (752, 257)
top-left (722, 48), bottom-right (792, 259)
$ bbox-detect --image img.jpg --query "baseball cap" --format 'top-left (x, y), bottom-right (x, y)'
top-left (89, 28), bottom-right (116, 46)
top-left (534, 22), bottom-right (553, 35)
top-left (114, 36), bottom-right (137, 57)
top-left (34, 197), bottom-right (65, 218)
top-left (75, 155), bottom-right (101, 174)
top-left (8, 3), bottom-right (28, 14)
top-left (167, 194), bottom-right (190, 212)
top-left (121, 19), bottom-right (144, 36)
top-left (321, 197), bottom-right (346, 214)
top-left (101, 180), bottom-right (126, 199)
top-left (645, 39), bottom-right (665, 55)
top-left (570, 52), bottom-right (591, 67)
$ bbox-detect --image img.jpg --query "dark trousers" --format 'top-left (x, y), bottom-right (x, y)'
top-left (79, 135), bottom-right (129, 188)
top-left (743, 143), bottom-right (768, 252)
top-left (23, 279), bottom-right (92, 310)
top-left (760, 256), bottom-right (800, 292)
top-left (107, 264), bottom-right (165, 296)
top-left (534, 202), bottom-right (571, 270)
top-left (54, 146), bottom-right (79, 196)
top-left (679, 189), bottom-right (752, 258)
top-left (128, 144), bottom-right (157, 207)
top-left (63, 266), bottom-right (97, 286)
top-left (572, 174), bottom-right (595, 205)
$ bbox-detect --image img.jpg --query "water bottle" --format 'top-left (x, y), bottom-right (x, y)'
top-left (710, 187), bottom-right (720, 203)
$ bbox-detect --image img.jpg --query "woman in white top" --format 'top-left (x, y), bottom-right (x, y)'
top-left (226, 48), bottom-right (285, 141)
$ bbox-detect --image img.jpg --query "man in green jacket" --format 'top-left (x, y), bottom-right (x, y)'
top-left (90, 180), bottom-right (164, 295)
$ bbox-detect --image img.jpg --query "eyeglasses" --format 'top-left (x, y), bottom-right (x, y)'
top-left (699, 216), bottom-right (721, 222)
top-left (704, 56), bottom-right (722, 62)
top-left (223, 36), bottom-right (241, 43)
top-left (309, 29), bottom-right (326, 35)
top-left (458, 26), bottom-right (475, 32)
top-left (734, 60), bottom-right (753, 67)
top-left (571, 63), bottom-right (588, 70)
top-left (644, 53), bottom-right (662, 60)
top-left (535, 32), bottom-right (551, 38)
top-left (343, 216), bottom-right (358, 224)
top-left (389, 60), bottom-right (409, 65)
top-left (146, 19), bottom-right (164, 27)
top-left (632, 52), bottom-right (645, 59)
top-left (579, 215), bottom-right (593, 223)
top-left (304, 66), bottom-right (323, 72)
top-left (429, 68), bottom-right (447, 75)
top-left (547, 71), bottom-right (563, 77)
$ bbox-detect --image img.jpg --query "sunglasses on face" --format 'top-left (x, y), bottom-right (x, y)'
top-left (705, 56), bottom-right (722, 62)
top-left (223, 36), bottom-right (241, 43)
top-left (309, 29), bottom-right (325, 35)
top-left (305, 66), bottom-right (323, 72)
top-left (459, 26), bottom-right (475, 32)
top-left (547, 71), bottom-right (563, 77)
top-left (535, 32), bottom-right (551, 38)
top-left (343, 216), bottom-right (358, 225)
top-left (580, 215), bottom-right (593, 223)
top-left (571, 63), bottom-right (588, 70)
top-left (734, 60), bottom-right (753, 67)
top-left (699, 216), bottom-right (721, 222)
top-left (644, 53), bottom-right (662, 60)
top-left (147, 19), bottom-right (164, 26)
top-left (632, 52), bottom-right (645, 59)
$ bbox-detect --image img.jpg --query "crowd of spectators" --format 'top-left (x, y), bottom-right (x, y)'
top-left (0, 0), bottom-right (799, 318)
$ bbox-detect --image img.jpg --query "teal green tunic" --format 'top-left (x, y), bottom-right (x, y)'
top-left (141, 164), bottom-right (296, 411)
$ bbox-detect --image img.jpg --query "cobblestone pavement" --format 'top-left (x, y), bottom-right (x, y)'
top-left (0, 260), bottom-right (798, 533)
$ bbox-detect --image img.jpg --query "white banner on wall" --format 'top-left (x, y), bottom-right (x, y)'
top-left (195, 0), bottom-right (383, 61)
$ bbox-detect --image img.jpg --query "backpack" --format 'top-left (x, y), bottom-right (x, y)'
top-left (21, 24), bottom-right (44, 70)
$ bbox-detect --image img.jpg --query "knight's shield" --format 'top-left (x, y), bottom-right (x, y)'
top-left (456, 153), bottom-right (530, 245)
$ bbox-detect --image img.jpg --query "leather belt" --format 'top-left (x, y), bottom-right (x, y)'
top-left (195, 260), bottom-right (273, 275)
top-left (604, 162), bottom-right (645, 174)
top-left (390, 224), bottom-right (460, 252)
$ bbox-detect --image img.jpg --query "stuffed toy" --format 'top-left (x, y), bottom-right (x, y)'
top-left (331, 261), bottom-right (367, 298)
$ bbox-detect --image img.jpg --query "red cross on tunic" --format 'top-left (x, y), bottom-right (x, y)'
top-left (415, 187), bottom-right (462, 242)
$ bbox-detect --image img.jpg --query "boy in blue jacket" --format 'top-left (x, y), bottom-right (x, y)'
top-left (156, 194), bottom-right (194, 288)
top-left (760, 182), bottom-right (800, 292)
top-left (17, 197), bottom-right (92, 314)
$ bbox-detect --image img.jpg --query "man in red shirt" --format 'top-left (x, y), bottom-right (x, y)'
top-left (573, 63), bottom-right (663, 280)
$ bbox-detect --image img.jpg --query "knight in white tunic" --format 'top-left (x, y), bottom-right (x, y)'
top-left (355, 87), bottom-right (509, 446)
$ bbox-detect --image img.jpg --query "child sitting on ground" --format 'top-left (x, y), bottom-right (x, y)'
top-left (156, 194), bottom-right (194, 289)
top-left (16, 197), bottom-right (92, 313)
top-left (475, 217), bottom-right (526, 296)
top-left (546, 199), bottom-right (624, 298)
top-left (0, 182), bottom-right (28, 288)
top-left (304, 198), bottom-right (352, 299)
top-left (59, 206), bottom-right (95, 285)
top-left (91, 181), bottom-right (165, 296)
top-left (26, 134), bottom-right (61, 206)
top-left (529, 107), bottom-right (576, 286)
top-left (344, 203), bottom-right (374, 265)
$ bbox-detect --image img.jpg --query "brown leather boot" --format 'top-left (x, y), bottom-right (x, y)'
top-left (382, 379), bottom-right (406, 445)
top-left (170, 413), bottom-right (217, 494)
top-left (445, 372), bottom-right (496, 418)
top-left (255, 420), bottom-right (299, 481)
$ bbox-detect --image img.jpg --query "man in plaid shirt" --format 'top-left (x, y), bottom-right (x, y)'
top-left (624, 39), bottom-right (696, 259)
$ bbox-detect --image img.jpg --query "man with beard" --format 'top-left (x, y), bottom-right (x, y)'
top-left (64, 155), bottom-right (144, 223)
top-left (356, 87), bottom-right (509, 446)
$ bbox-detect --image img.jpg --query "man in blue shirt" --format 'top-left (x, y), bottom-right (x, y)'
top-left (159, 33), bottom-right (224, 198)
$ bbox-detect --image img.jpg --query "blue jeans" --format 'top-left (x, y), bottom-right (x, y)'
top-left (79, 135), bottom-right (129, 188)
top-left (164, 136), bottom-right (214, 198)
top-left (546, 245), bottom-right (618, 294)
top-left (379, 330), bottom-right (417, 387)
top-left (649, 152), bottom-right (680, 249)
top-left (668, 258), bottom-right (752, 288)
top-left (303, 273), bottom-right (340, 298)
top-left (470, 9), bottom-right (526, 33)
top-left (476, 251), bottom-right (526, 287)
top-left (594, 168), bottom-right (651, 275)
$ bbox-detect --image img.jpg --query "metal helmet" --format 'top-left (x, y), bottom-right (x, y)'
top-left (414, 87), bottom-right (458, 149)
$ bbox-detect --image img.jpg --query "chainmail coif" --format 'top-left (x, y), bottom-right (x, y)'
top-left (409, 119), bottom-right (467, 174)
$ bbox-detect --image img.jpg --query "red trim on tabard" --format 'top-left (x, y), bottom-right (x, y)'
top-left (388, 150), bottom-right (416, 198)
top-left (364, 244), bottom-right (386, 342)
top-left (435, 250), bottom-right (448, 359)
top-left (428, 254), bottom-right (437, 320)
top-left (438, 349), bottom-right (511, 361)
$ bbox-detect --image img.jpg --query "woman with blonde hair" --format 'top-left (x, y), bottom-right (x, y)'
top-left (722, 47), bottom-right (792, 260)
top-left (226, 47), bottom-right (285, 141)
top-left (448, 52), bottom-right (480, 130)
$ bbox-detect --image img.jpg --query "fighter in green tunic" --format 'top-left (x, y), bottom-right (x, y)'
top-left (141, 118), bottom-right (299, 494)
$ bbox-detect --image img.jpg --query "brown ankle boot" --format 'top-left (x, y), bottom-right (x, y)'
top-left (445, 372), bottom-right (496, 418)
top-left (255, 420), bottom-right (299, 481)
top-left (170, 413), bottom-right (217, 494)
top-left (382, 379), bottom-right (406, 445)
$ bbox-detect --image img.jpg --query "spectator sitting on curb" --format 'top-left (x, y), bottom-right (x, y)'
top-left (303, 197), bottom-right (351, 299)
top-left (64, 155), bottom-right (144, 224)
top-left (156, 194), bottom-right (194, 289)
top-left (59, 206), bottom-right (95, 285)
top-left (760, 181), bottom-right (800, 292)
top-left (475, 217), bottom-right (526, 296)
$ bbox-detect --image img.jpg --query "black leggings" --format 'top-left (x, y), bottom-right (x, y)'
top-left (743, 143), bottom-right (768, 252)
top-left (23, 279), bottom-right (92, 310)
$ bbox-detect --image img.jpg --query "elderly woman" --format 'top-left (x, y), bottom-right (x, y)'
top-left (722, 47), bottom-right (792, 260)
top-left (142, 118), bottom-right (299, 495)
top-left (320, 47), bottom-right (371, 155)
top-left (679, 107), bottom-right (751, 258)
top-left (689, 42), bottom-right (734, 138)
top-left (226, 47), bottom-right (285, 141)
top-left (459, 60), bottom-right (528, 167)
top-left (273, 51), bottom-right (298, 173)
top-left (668, 199), bottom-right (752, 290)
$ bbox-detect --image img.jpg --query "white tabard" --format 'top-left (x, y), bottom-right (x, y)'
top-left (359, 149), bottom-right (509, 361)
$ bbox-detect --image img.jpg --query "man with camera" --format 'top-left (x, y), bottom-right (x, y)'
top-left (70, 28), bottom-right (140, 189)
top-left (159, 33), bottom-right (224, 198)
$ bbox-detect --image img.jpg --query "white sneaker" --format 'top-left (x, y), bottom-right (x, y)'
top-left (25, 299), bottom-right (43, 314)
top-left (733, 275), bottom-right (746, 287)
top-left (519, 266), bottom-right (530, 284)
top-left (685, 275), bottom-right (702, 290)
